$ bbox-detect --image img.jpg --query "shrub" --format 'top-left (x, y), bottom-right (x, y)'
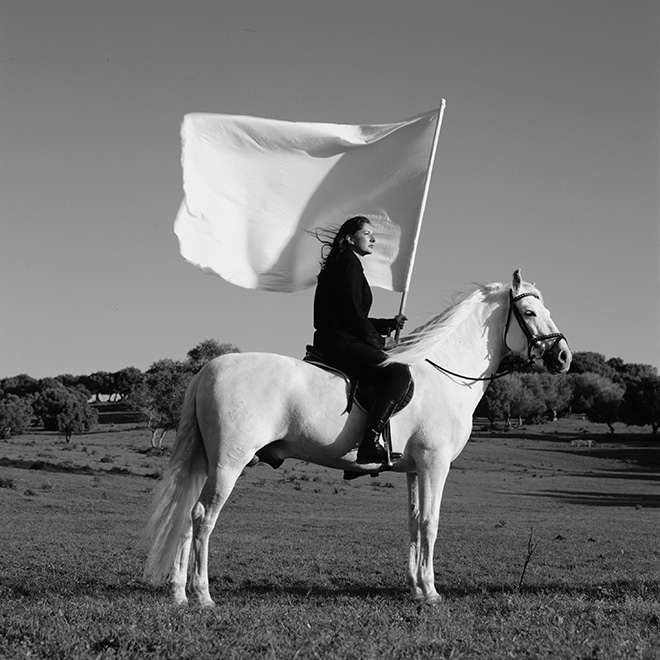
top-left (0, 394), bottom-right (34, 437)
top-left (33, 387), bottom-right (98, 441)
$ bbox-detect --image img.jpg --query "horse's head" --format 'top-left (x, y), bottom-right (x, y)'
top-left (503, 269), bottom-right (572, 374)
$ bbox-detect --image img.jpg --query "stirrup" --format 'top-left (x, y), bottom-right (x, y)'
top-left (356, 445), bottom-right (387, 464)
top-left (343, 451), bottom-right (403, 481)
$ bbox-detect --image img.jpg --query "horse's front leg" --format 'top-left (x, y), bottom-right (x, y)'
top-left (414, 459), bottom-right (450, 604)
top-left (406, 473), bottom-right (423, 600)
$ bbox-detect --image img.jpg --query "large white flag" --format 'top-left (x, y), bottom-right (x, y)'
top-left (174, 107), bottom-right (442, 292)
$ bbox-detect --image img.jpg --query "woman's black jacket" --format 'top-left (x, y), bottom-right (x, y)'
top-left (313, 250), bottom-right (395, 351)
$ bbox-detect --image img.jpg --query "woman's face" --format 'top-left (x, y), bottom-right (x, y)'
top-left (348, 223), bottom-right (376, 256)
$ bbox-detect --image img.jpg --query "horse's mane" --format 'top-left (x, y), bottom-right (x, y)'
top-left (385, 282), bottom-right (536, 366)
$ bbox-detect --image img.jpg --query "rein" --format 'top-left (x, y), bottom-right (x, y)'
top-left (423, 290), bottom-right (566, 383)
top-left (424, 357), bottom-right (530, 383)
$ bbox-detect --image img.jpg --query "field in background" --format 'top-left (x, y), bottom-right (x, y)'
top-left (0, 419), bottom-right (658, 659)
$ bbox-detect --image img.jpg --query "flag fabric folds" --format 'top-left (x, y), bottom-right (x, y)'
top-left (174, 109), bottom-right (439, 292)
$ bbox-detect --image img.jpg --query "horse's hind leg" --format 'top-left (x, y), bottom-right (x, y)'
top-left (170, 523), bottom-right (193, 605)
top-left (189, 464), bottom-right (243, 607)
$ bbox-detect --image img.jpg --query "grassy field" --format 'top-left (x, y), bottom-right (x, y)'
top-left (0, 418), bottom-right (658, 659)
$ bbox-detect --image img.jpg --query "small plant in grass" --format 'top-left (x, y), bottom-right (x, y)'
top-left (371, 480), bottom-right (395, 489)
top-left (0, 477), bottom-right (16, 489)
top-left (279, 474), bottom-right (304, 489)
top-left (518, 527), bottom-right (540, 590)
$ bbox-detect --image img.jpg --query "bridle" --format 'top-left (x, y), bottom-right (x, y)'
top-left (504, 291), bottom-right (566, 363)
top-left (425, 289), bottom-right (566, 383)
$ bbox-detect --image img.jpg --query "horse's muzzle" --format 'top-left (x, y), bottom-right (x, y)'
top-left (543, 339), bottom-right (572, 374)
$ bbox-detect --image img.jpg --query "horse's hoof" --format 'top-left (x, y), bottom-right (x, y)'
top-left (412, 593), bottom-right (442, 607)
top-left (198, 599), bottom-right (216, 609)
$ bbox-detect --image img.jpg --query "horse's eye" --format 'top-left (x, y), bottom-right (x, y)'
top-left (524, 310), bottom-right (536, 317)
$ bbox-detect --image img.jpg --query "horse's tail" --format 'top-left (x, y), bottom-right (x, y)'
top-left (143, 371), bottom-right (208, 585)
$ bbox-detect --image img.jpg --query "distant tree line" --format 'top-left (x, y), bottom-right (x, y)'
top-left (0, 339), bottom-right (240, 443)
top-left (476, 351), bottom-right (660, 435)
top-left (2, 345), bottom-right (658, 442)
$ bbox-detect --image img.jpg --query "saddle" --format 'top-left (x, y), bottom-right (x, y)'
top-left (303, 345), bottom-right (414, 479)
top-left (303, 345), bottom-right (414, 416)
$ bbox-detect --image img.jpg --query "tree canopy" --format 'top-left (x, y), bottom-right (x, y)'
top-left (127, 339), bottom-right (241, 446)
top-left (620, 376), bottom-right (660, 435)
top-left (0, 394), bottom-right (34, 438)
top-left (186, 339), bottom-right (240, 373)
top-left (33, 387), bottom-right (98, 442)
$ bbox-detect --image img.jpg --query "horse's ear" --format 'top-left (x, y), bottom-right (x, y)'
top-left (512, 269), bottom-right (522, 294)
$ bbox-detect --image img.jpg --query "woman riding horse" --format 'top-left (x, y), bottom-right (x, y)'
top-left (312, 216), bottom-right (410, 463)
top-left (144, 268), bottom-right (571, 606)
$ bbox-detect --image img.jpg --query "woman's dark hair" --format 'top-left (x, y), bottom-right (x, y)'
top-left (314, 215), bottom-right (371, 273)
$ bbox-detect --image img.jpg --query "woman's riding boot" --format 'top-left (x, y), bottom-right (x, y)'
top-left (357, 399), bottom-right (398, 463)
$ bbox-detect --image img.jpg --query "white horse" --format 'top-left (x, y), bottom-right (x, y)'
top-left (144, 269), bottom-right (571, 606)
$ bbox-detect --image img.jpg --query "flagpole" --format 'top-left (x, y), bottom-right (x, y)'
top-left (395, 99), bottom-right (446, 340)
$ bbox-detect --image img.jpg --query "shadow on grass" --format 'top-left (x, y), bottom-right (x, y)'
top-left (4, 571), bottom-right (659, 605)
top-left (0, 457), bottom-right (95, 475)
top-left (522, 489), bottom-right (660, 508)
top-left (577, 469), bottom-right (660, 482)
top-left (219, 578), bottom-right (660, 604)
top-left (1, 573), bottom-right (408, 602)
top-left (438, 578), bottom-right (660, 601)
top-left (538, 445), bottom-right (660, 470)
top-left (0, 457), bottom-right (160, 479)
top-left (477, 429), bottom-right (657, 444)
top-left (159, 576), bottom-right (660, 604)
top-left (1, 575), bottom-right (152, 600)
top-left (222, 579), bottom-right (408, 601)
top-left (526, 440), bottom-right (660, 485)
